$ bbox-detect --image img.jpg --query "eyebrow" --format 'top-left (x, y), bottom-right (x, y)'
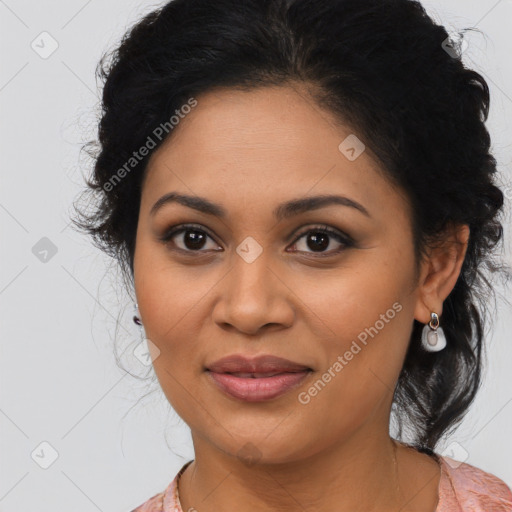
top-left (150, 192), bottom-right (371, 220)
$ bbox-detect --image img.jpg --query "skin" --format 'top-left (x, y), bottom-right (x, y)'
top-left (133, 83), bottom-right (470, 512)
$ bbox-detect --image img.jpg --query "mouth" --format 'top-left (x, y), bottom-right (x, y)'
top-left (204, 353), bottom-right (313, 401)
top-left (205, 369), bottom-right (313, 402)
top-left (205, 353), bottom-right (313, 374)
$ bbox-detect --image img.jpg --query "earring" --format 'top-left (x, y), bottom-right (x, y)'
top-left (132, 303), bottom-right (159, 365)
top-left (421, 312), bottom-right (446, 352)
top-left (133, 302), bottom-right (142, 326)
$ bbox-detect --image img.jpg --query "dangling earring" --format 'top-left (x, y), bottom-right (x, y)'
top-left (421, 312), bottom-right (446, 352)
top-left (133, 302), bottom-right (142, 327)
top-left (132, 302), bottom-right (159, 365)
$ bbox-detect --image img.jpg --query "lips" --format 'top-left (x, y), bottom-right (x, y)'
top-left (226, 372), bottom-right (284, 378)
top-left (205, 354), bottom-right (312, 374)
top-left (205, 354), bottom-right (313, 401)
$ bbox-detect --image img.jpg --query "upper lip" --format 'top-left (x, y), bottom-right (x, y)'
top-left (206, 354), bottom-right (312, 374)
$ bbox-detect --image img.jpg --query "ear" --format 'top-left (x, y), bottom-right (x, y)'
top-left (414, 223), bottom-right (470, 324)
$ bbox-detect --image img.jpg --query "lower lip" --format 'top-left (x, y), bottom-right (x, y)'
top-left (206, 370), bottom-right (311, 402)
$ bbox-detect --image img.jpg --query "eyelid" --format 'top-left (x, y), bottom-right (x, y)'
top-left (159, 223), bottom-right (221, 252)
top-left (290, 224), bottom-right (352, 244)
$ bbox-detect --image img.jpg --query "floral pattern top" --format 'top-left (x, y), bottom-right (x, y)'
top-left (131, 455), bottom-right (512, 511)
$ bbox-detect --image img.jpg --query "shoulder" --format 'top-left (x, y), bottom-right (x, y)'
top-left (437, 454), bottom-right (512, 511)
top-left (129, 490), bottom-right (166, 512)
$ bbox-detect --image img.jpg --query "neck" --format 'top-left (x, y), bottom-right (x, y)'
top-left (178, 428), bottom-right (408, 512)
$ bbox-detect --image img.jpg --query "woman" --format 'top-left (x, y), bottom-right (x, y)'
top-left (72, 0), bottom-right (512, 510)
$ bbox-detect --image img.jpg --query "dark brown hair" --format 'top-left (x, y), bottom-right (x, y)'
top-left (71, 0), bottom-right (511, 452)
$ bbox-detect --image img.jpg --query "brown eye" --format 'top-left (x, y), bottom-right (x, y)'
top-left (160, 224), bottom-right (221, 253)
top-left (288, 225), bottom-right (354, 256)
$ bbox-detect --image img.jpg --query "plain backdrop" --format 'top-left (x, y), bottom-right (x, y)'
top-left (1, 1), bottom-right (511, 511)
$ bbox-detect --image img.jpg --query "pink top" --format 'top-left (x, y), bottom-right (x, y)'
top-left (131, 455), bottom-right (512, 511)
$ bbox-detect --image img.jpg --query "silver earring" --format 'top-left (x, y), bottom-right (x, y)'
top-left (421, 312), bottom-right (446, 352)
top-left (133, 302), bottom-right (142, 326)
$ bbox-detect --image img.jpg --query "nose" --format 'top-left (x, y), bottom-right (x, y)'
top-left (211, 251), bottom-right (295, 336)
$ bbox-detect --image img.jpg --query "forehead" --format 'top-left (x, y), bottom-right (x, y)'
top-left (141, 85), bottom-right (408, 223)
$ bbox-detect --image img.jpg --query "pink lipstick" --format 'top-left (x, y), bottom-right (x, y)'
top-left (205, 354), bottom-right (312, 402)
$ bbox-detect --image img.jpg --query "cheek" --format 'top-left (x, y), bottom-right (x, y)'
top-left (133, 246), bottom-right (208, 402)
top-left (134, 238), bottom-right (217, 343)
top-left (293, 259), bottom-right (411, 350)
top-left (289, 256), bottom-right (415, 412)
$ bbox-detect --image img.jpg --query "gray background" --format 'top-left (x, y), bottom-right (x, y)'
top-left (1, 0), bottom-right (511, 510)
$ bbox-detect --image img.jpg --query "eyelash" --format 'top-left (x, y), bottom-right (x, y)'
top-left (158, 223), bottom-right (354, 257)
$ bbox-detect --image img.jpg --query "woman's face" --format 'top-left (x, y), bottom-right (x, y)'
top-left (133, 84), bottom-right (425, 464)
